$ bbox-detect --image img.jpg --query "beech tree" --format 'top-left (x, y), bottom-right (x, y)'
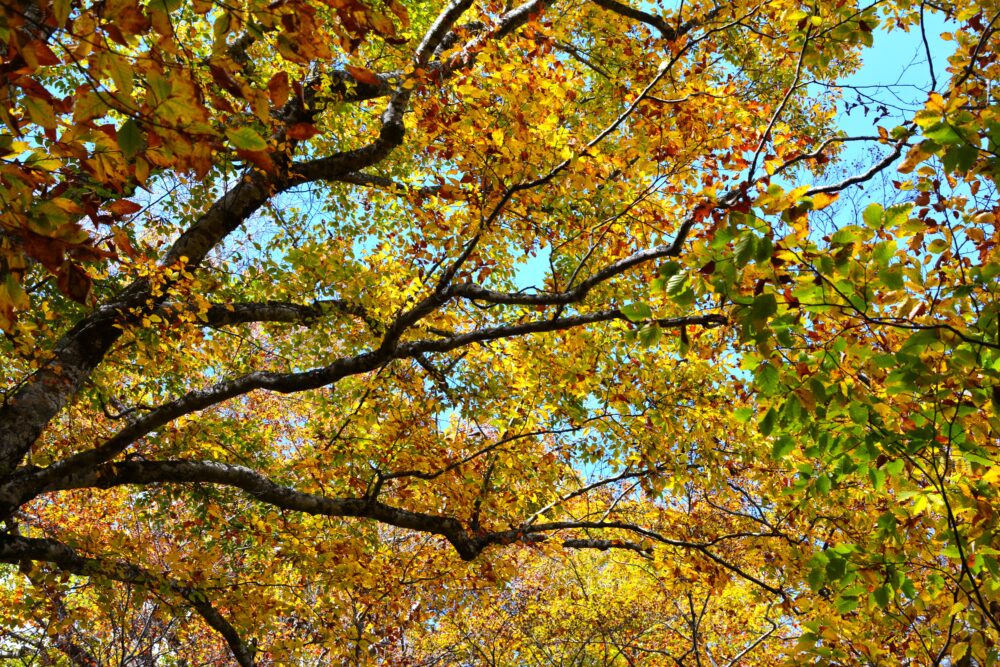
top-left (0, 0), bottom-right (998, 663)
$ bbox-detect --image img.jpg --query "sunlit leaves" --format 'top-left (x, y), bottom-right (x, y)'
top-left (0, 0), bottom-right (996, 664)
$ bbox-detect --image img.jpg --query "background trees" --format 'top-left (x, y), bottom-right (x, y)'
top-left (0, 0), bottom-right (997, 663)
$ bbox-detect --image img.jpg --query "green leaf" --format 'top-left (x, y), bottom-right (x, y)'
top-left (884, 459), bottom-right (905, 476)
top-left (831, 225), bottom-right (862, 245)
top-left (22, 97), bottom-right (56, 129)
top-left (815, 474), bottom-right (832, 494)
top-left (759, 407), bottom-right (777, 436)
top-left (807, 566), bottom-right (825, 591)
top-left (835, 596), bottom-right (858, 614)
top-left (750, 293), bottom-right (777, 327)
top-left (658, 260), bottom-right (681, 278)
top-left (826, 554), bottom-right (847, 581)
top-left (772, 435), bottom-right (795, 459)
top-left (755, 363), bottom-right (780, 395)
top-left (665, 272), bottom-right (687, 295)
top-left (944, 143), bottom-right (978, 172)
top-left (876, 512), bottom-right (897, 534)
top-left (862, 203), bottom-right (883, 228)
top-left (923, 122), bottom-right (962, 145)
top-left (117, 119), bottom-right (144, 160)
top-left (884, 203), bottom-right (913, 228)
top-left (620, 302), bottom-right (652, 322)
top-left (868, 465), bottom-right (886, 490)
top-left (52, 0), bottom-right (70, 26)
top-left (734, 234), bottom-right (756, 267)
top-left (214, 12), bottom-right (232, 40)
top-left (150, 0), bottom-right (183, 10)
top-left (927, 238), bottom-right (949, 254)
top-left (872, 585), bottom-right (891, 609)
top-left (733, 407), bottom-right (753, 423)
top-left (227, 127), bottom-right (268, 151)
top-left (755, 235), bottom-right (774, 264)
top-left (637, 324), bottom-right (662, 347)
top-left (878, 266), bottom-right (904, 290)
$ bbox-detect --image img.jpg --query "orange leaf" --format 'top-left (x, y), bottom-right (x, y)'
top-left (236, 149), bottom-right (276, 174)
top-left (112, 227), bottom-right (140, 259)
top-left (286, 123), bottom-right (320, 140)
top-left (346, 65), bottom-right (381, 86)
top-left (267, 72), bottom-right (290, 107)
top-left (387, 0), bottom-right (409, 27)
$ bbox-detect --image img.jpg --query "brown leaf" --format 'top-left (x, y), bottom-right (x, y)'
top-left (20, 231), bottom-right (66, 272)
top-left (24, 41), bottom-right (61, 67)
top-left (210, 64), bottom-right (244, 99)
top-left (387, 0), bottom-right (409, 27)
top-left (102, 23), bottom-right (130, 47)
top-left (112, 227), bottom-right (141, 259)
top-left (57, 262), bottom-right (92, 304)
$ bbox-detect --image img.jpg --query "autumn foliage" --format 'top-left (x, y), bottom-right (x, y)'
top-left (0, 0), bottom-right (998, 663)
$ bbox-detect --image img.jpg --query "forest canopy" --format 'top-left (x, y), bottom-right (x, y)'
top-left (0, 0), bottom-right (998, 663)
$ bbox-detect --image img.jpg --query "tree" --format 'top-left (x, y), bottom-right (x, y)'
top-left (0, 0), bottom-right (997, 662)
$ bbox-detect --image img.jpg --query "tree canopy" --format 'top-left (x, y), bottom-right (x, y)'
top-left (0, 0), bottom-right (998, 663)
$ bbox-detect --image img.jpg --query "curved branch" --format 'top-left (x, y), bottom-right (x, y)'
top-left (2, 310), bottom-right (724, 511)
top-left (27, 458), bottom-right (784, 599)
top-left (806, 138), bottom-right (908, 196)
top-left (590, 0), bottom-right (722, 40)
top-left (448, 207), bottom-right (713, 306)
top-left (0, 534), bottom-right (257, 667)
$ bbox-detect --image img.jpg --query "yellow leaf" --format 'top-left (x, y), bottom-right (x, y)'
top-left (810, 192), bottom-right (838, 210)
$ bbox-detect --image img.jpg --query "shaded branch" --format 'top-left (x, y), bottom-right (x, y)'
top-left (0, 534), bottom-right (256, 667)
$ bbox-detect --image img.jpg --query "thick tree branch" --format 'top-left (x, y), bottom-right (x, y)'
top-left (181, 299), bottom-right (376, 329)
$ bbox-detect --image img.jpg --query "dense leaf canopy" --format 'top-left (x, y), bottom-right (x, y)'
top-left (0, 0), bottom-right (998, 663)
